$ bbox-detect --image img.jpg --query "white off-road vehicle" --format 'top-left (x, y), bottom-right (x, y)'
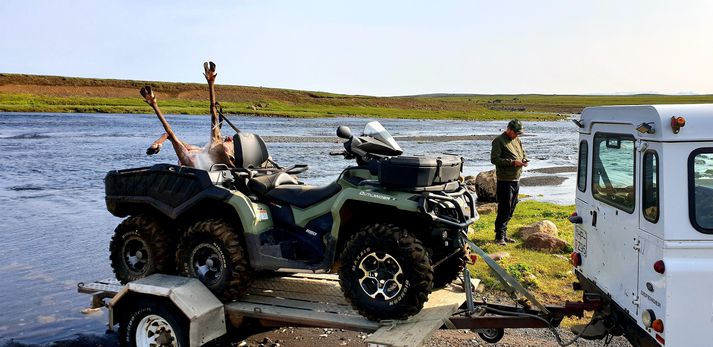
top-left (571, 104), bottom-right (713, 346)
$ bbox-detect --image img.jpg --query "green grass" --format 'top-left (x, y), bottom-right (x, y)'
top-left (468, 200), bottom-right (579, 305)
top-left (0, 93), bottom-right (559, 120)
top-left (3, 73), bottom-right (713, 120)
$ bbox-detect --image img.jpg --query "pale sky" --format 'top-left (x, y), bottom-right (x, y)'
top-left (1, 0), bottom-right (711, 96)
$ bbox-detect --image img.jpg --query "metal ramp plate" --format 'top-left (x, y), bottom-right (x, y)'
top-left (225, 273), bottom-right (378, 331)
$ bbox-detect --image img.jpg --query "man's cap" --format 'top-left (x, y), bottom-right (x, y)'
top-left (507, 119), bottom-right (523, 134)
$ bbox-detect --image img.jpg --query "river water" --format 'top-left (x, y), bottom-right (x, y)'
top-left (0, 113), bottom-right (578, 344)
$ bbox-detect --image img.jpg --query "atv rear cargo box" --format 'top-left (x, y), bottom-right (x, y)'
top-left (104, 164), bottom-right (231, 218)
top-left (378, 154), bottom-right (463, 188)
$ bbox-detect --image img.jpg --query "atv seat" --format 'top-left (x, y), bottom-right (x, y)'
top-left (247, 173), bottom-right (341, 208)
top-left (266, 182), bottom-right (342, 209)
top-left (248, 172), bottom-right (299, 196)
top-left (233, 132), bottom-right (309, 175)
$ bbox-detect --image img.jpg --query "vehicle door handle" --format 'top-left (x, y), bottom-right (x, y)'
top-left (592, 211), bottom-right (597, 227)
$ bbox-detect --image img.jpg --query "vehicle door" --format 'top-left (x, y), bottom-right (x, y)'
top-left (587, 127), bottom-right (640, 316)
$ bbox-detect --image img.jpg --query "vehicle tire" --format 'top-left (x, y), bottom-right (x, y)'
top-left (432, 247), bottom-right (468, 289)
top-left (176, 219), bottom-right (253, 301)
top-left (110, 215), bottom-right (174, 284)
top-left (118, 298), bottom-right (188, 347)
top-left (477, 328), bottom-right (505, 343)
top-left (339, 224), bottom-right (433, 321)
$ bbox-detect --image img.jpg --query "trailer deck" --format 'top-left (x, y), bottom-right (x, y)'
top-left (79, 273), bottom-right (472, 347)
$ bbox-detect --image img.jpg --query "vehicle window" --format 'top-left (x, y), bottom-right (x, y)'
top-left (577, 141), bottom-right (588, 192)
top-left (690, 150), bottom-right (713, 232)
top-left (642, 151), bottom-right (659, 223)
top-left (592, 133), bottom-right (636, 213)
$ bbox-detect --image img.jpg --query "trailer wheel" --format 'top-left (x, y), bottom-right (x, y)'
top-left (339, 224), bottom-right (433, 321)
top-left (119, 298), bottom-right (188, 347)
top-left (110, 215), bottom-right (174, 284)
top-left (477, 328), bottom-right (504, 343)
top-left (432, 247), bottom-right (468, 289)
top-left (177, 219), bottom-right (253, 301)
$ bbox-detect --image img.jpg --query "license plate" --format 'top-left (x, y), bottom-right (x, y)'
top-left (574, 226), bottom-right (587, 256)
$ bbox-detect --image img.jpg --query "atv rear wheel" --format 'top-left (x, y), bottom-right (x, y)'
top-left (176, 219), bottom-right (253, 301)
top-left (339, 224), bottom-right (433, 321)
top-left (110, 215), bottom-right (174, 284)
top-left (432, 247), bottom-right (468, 289)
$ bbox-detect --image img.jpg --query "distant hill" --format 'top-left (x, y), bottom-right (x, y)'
top-left (1, 73), bottom-right (712, 120)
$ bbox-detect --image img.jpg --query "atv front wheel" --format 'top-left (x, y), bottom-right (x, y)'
top-left (110, 215), bottom-right (174, 284)
top-left (339, 224), bottom-right (433, 321)
top-left (176, 219), bottom-right (253, 301)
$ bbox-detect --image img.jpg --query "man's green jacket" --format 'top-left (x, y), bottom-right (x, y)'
top-left (490, 133), bottom-right (527, 181)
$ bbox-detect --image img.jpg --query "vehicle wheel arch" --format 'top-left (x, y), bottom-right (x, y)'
top-left (335, 199), bottom-right (432, 255)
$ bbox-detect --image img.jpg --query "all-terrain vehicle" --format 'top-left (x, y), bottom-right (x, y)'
top-left (106, 121), bottom-right (477, 321)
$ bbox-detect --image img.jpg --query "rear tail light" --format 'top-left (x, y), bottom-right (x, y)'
top-left (652, 319), bottom-right (664, 333)
top-left (654, 260), bottom-right (665, 274)
top-left (671, 116), bottom-right (686, 134)
top-left (469, 254), bottom-right (478, 264)
top-left (656, 334), bottom-right (665, 345)
top-left (570, 252), bottom-right (582, 267)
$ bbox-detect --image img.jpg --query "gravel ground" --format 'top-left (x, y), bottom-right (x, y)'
top-left (2, 325), bottom-right (631, 347)
top-left (235, 326), bottom-right (631, 347)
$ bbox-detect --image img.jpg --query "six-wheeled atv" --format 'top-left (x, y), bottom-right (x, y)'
top-left (106, 121), bottom-right (477, 320)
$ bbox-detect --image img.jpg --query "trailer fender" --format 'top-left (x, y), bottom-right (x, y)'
top-left (110, 274), bottom-right (226, 347)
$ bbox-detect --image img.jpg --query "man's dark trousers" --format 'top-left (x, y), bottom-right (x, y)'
top-left (495, 180), bottom-right (519, 241)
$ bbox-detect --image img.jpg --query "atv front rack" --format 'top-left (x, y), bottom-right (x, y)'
top-left (418, 185), bottom-right (477, 229)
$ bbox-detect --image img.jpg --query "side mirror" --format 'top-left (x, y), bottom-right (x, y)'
top-left (337, 126), bottom-right (352, 139)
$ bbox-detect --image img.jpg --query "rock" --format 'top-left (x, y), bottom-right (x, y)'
top-left (518, 220), bottom-right (558, 240)
top-left (475, 170), bottom-right (497, 202)
top-left (489, 251), bottom-right (511, 261)
top-left (464, 175), bottom-right (477, 193)
top-left (476, 202), bottom-right (497, 215)
top-left (523, 232), bottom-right (569, 253)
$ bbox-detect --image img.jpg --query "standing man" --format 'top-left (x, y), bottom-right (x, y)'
top-left (490, 119), bottom-right (528, 245)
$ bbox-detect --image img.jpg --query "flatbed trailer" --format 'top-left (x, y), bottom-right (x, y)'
top-left (79, 273), bottom-right (471, 347)
top-left (79, 243), bottom-right (604, 347)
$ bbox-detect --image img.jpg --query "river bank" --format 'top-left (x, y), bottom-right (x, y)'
top-left (3, 73), bottom-right (713, 120)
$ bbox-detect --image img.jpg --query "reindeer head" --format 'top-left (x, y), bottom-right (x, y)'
top-left (203, 61), bottom-right (217, 83)
top-left (140, 86), bottom-right (156, 105)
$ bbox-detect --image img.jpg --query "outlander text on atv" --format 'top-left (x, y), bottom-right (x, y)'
top-left (106, 121), bottom-right (477, 321)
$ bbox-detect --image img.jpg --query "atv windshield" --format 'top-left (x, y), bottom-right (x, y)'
top-left (363, 121), bottom-right (402, 153)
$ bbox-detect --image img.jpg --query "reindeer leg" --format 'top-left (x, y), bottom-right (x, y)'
top-left (140, 86), bottom-right (196, 167)
top-left (203, 61), bottom-right (222, 145)
top-left (146, 133), bottom-right (169, 155)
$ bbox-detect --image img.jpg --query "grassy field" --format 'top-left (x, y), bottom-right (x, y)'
top-left (468, 200), bottom-right (580, 305)
top-left (2, 73), bottom-right (713, 120)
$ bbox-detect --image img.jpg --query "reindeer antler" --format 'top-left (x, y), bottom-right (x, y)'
top-left (140, 86), bottom-right (156, 105)
top-left (203, 61), bottom-right (217, 83)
